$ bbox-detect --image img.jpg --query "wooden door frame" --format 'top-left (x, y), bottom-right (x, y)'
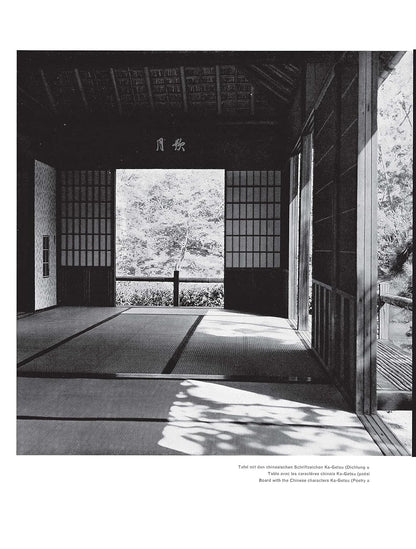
top-left (298, 133), bottom-right (313, 331)
top-left (288, 154), bottom-right (300, 327)
top-left (356, 52), bottom-right (379, 414)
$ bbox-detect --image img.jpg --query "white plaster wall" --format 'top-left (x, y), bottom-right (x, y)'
top-left (34, 160), bottom-right (57, 310)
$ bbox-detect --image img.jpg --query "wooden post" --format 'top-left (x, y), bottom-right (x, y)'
top-left (288, 155), bottom-right (300, 326)
top-left (378, 282), bottom-right (390, 340)
top-left (298, 133), bottom-right (313, 331)
top-left (173, 270), bottom-right (179, 307)
top-left (356, 52), bottom-right (378, 415)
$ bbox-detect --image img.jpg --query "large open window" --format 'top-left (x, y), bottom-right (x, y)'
top-left (116, 169), bottom-right (224, 306)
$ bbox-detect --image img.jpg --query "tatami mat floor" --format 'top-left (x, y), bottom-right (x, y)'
top-left (172, 313), bottom-right (324, 377)
top-left (17, 306), bottom-right (128, 363)
top-left (17, 306), bottom-right (384, 455)
top-left (19, 313), bottom-right (198, 374)
top-left (17, 378), bottom-right (381, 455)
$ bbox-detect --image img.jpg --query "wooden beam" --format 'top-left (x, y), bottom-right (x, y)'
top-left (285, 63), bottom-right (301, 74)
top-left (39, 69), bottom-right (57, 114)
top-left (109, 68), bottom-right (122, 115)
top-left (215, 65), bottom-right (222, 115)
top-left (288, 155), bottom-right (300, 326)
top-left (329, 65), bottom-right (342, 375)
top-left (144, 67), bottom-right (155, 111)
top-left (17, 85), bottom-right (52, 114)
top-left (250, 65), bottom-right (292, 99)
top-left (179, 66), bottom-right (188, 113)
top-left (379, 293), bottom-right (412, 310)
top-left (298, 133), bottom-right (313, 331)
top-left (126, 67), bottom-right (137, 105)
top-left (74, 68), bottom-right (88, 110)
top-left (244, 66), bottom-right (290, 104)
top-left (18, 51), bottom-right (334, 71)
top-left (289, 53), bottom-right (348, 156)
top-left (378, 51), bottom-right (405, 87)
top-left (266, 64), bottom-right (296, 86)
top-left (356, 51), bottom-right (378, 415)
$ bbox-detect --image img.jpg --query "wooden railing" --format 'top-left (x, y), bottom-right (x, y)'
top-left (378, 282), bottom-right (413, 339)
top-left (117, 271), bottom-right (224, 306)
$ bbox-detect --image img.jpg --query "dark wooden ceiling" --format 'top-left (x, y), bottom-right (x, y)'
top-left (17, 51), bottom-right (334, 131)
top-left (17, 51), bottom-right (401, 134)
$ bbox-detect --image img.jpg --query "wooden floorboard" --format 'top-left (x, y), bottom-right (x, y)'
top-left (377, 340), bottom-right (412, 391)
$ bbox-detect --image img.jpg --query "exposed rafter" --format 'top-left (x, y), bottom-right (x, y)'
top-left (250, 85), bottom-right (255, 116)
top-left (74, 68), bottom-right (88, 110)
top-left (19, 54), bottom-right (302, 128)
top-left (241, 66), bottom-right (290, 104)
top-left (179, 66), bottom-right (188, 113)
top-left (215, 65), bottom-right (222, 115)
top-left (109, 68), bottom-right (122, 115)
top-left (39, 69), bottom-right (57, 114)
top-left (250, 65), bottom-right (292, 100)
top-left (17, 85), bottom-right (52, 115)
top-left (126, 67), bottom-right (137, 105)
top-left (143, 67), bottom-right (155, 111)
top-left (266, 64), bottom-right (296, 87)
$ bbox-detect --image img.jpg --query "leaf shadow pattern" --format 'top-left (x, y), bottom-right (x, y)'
top-left (157, 380), bottom-right (382, 455)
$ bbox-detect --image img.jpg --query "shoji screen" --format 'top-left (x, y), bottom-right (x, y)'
top-left (225, 170), bottom-right (281, 269)
top-left (59, 169), bottom-right (114, 306)
top-left (224, 170), bottom-right (285, 316)
top-left (60, 170), bottom-right (113, 267)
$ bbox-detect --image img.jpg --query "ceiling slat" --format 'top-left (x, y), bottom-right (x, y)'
top-left (250, 85), bottom-right (255, 116)
top-left (266, 64), bottom-right (296, 87)
top-left (179, 66), bottom-right (188, 113)
top-left (215, 65), bottom-right (222, 115)
top-left (74, 68), bottom-right (88, 110)
top-left (250, 65), bottom-right (292, 99)
top-left (144, 67), bottom-right (155, 111)
top-left (39, 69), bottom-right (57, 114)
top-left (109, 68), bottom-right (122, 115)
top-left (242, 66), bottom-right (290, 104)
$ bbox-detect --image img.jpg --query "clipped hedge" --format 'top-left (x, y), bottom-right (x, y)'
top-left (116, 282), bottom-right (224, 307)
top-left (180, 284), bottom-right (224, 307)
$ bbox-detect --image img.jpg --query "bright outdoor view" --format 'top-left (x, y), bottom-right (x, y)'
top-left (377, 51), bottom-right (413, 354)
top-left (377, 51), bottom-right (412, 444)
top-left (116, 169), bottom-right (224, 306)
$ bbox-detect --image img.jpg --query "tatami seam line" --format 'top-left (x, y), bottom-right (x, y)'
top-left (17, 307), bottom-right (132, 368)
top-left (17, 372), bottom-right (330, 383)
top-left (17, 416), bottom-right (367, 428)
top-left (161, 315), bottom-right (205, 374)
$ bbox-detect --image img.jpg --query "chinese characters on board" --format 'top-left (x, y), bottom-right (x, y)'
top-left (156, 138), bottom-right (186, 152)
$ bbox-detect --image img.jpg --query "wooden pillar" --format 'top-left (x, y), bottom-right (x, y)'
top-left (288, 155), bottom-right (300, 326)
top-left (173, 270), bottom-right (179, 307)
top-left (378, 282), bottom-right (390, 339)
top-left (356, 52), bottom-right (378, 414)
top-left (298, 133), bottom-right (313, 331)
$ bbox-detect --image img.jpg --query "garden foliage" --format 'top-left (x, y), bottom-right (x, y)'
top-left (377, 52), bottom-right (413, 298)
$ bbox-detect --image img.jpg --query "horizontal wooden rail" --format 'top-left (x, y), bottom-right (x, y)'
top-left (378, 282), bottom-right (412, 340)
top-left (116, 276), bottom-right (224, 283)
top-left (178, 278), bottom-right (223, 283)
top-left (117, 276), bottom-right (173, 282)
top-left (116, 272), bottom-right (224, 306)
top-left (379, 293), bottom-right (412, 311)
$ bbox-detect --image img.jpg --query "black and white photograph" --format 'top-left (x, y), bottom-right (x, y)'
top-left (4, 3), bottom-right (415, 548)
top-left (16, 49), bottom-right (413, 457)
